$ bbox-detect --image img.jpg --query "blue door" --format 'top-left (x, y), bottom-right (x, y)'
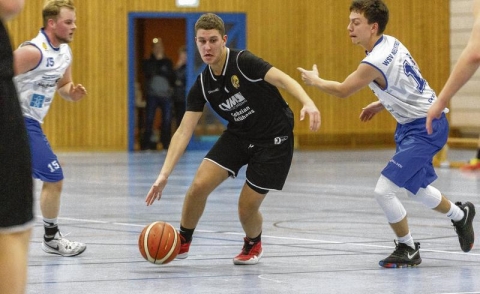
top-left (128, 12), bottom-right (246, 151)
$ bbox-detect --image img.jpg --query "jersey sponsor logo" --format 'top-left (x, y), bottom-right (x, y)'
top-left (231, 75), bottom-right (240, 89)
top-left (219, 92), bottom-right (247, 111)
top-left (37, 81), bottom-right (57, 89)
top-left (274, 136), bottom-right (288, 145)
top-left (30, 94), bottom-right (46, 108)
top-left (382, 40), bottom-right (399, 66)
top-left (232, 106), bottom-right (255, 122)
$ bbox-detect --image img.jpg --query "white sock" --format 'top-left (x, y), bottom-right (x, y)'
top-left (446, 202), bottom-right (464, 222)
top-left (43, 217), bottom-right (58, 227)
top-left (398, 232), bottom-right (415, 249)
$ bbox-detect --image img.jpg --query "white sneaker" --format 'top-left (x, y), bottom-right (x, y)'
top-left (42, 231), bottom-right (86, 257)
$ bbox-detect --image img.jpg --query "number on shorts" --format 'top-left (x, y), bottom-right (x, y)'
top-left (48, 160), bottom-right (60, 173)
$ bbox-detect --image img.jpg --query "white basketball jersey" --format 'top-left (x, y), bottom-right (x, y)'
top-left (14, 29), bottom-right (72, 123)
top-left (362, 35), bottom-right (440, 124)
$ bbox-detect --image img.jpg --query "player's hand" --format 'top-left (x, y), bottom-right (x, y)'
top-left (297, 64), bottom-right (319, 86)
top-left (359, 101), bottom-right (384, 122)
top-left (300, 103), bottom-right (321, 131)
top-left (145, 174), bottom-right (168, 206)
top-left (70, 83), bottom-right (87, 101)
top-left (426, 100), bottom-right (446, 135)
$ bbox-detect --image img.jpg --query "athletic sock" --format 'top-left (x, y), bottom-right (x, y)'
top-left (179, 225), bottom-right (195, 243)
top-left (398, 232), bottom-right (415, 249)
top-left (43, 218), bottom-right (58, 242)
top-left (247, 232), bottom-right (262, 243)
top-left (446, 201), bottom-right (465, 222)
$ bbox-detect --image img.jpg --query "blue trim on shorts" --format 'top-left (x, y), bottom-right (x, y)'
top-left (381, 113), bottom-right (448, 194)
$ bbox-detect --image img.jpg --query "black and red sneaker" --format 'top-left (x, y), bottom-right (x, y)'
top-left (379, 241), bottom-right (421, 268)
top-left (176, 234), bottom-right (191, 259)
top-left (233, 237), bottom-right (263, 265)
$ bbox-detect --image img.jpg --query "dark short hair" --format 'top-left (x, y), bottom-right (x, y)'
top-left (350, 0), bottom-right (389, 34)
top-left (194, 13), bottom-right (225, 36)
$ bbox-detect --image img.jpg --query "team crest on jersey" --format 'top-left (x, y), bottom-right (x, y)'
top-left (231, 75), bottom-right (240, 89)
top-left (42, 42), bottom-right (48, 50)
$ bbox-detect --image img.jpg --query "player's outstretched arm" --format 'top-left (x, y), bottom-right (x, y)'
top-left (426, 0), bottom-right (480, 134)
top-left (297, 63), bottom-right (380, 98)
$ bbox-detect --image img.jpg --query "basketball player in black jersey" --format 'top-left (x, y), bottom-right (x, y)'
top-left (145, 13), bottom-right (321, 265)
top-left (0, 1), bottom-right (34, 293)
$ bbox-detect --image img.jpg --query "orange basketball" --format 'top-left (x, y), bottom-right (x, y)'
top-left (138, 221), bottom-right (181, 264)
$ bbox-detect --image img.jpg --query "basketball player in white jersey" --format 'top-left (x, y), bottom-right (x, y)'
top-left (13, 0), bottom-right (87, 256)
top-left (298, 0), bottom-right (475, 268)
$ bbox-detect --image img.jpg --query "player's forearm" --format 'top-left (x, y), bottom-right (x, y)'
top-left (312, 78), bottom-right (350, 98)
top-left (285, 79), bottom-right (317, 106)
top-left (57, 82), bottom-right (74, 101)
top-left (159, 127), bottom-right (192, 178)
top-left (437, 47), bottom-right (480, 104)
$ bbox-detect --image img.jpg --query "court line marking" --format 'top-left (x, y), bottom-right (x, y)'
top-left (39, 216), bottom-right (480, 257)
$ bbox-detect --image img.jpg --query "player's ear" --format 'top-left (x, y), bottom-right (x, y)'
top-left (371, 22), bottom-right (379, 34)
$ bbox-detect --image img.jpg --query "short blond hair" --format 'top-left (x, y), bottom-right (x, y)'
top-left (42, 0), bottom-right (75, 26)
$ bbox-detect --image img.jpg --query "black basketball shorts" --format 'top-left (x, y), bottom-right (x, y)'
top-left (0, 79), bottom-right (34, 232)
top-left (205, 131), bottom-right (294, 192)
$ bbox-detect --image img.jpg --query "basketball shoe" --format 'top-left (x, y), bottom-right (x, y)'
top-left (233, 237), bottom-right (263, 265)
top-left (379, 241), bottom-right (421, 268)
top-left (176, 234), bottom-right (191, 259)
top-left (42, 231), bottom-right (86, 257)
top-left (452, 201), bottom-right (476, 252)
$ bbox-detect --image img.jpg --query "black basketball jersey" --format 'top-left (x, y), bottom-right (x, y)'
top-left (187, 48), bottom-right (294, 146)
top-left (0, 20), bottom-right (34, 228)
top-left (0, 21), bottom-right (14, 79)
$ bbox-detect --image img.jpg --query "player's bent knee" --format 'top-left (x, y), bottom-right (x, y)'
top-left (374, 174), bottom-right (400, 197)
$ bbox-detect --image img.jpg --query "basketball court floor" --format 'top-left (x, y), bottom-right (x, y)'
top-left (26, 148), bottom-right (480, 293)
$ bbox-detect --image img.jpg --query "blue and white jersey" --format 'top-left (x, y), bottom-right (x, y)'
top-left (362, 35), bottom-right (443, 124)
top-left (14, 29), bottom-right (72, 123)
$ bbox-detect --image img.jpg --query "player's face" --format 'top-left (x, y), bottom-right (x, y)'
top-left (52, 8), bottom-right (77, 45)
top-left (347, 11), bottom-right (376, 49)
top-left (195, 29), bottom-right (227, 66)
